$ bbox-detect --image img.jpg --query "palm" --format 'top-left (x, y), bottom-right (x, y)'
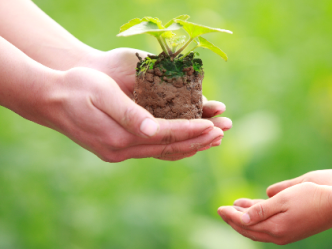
top-left (85, 48), bottom-right (149, 97)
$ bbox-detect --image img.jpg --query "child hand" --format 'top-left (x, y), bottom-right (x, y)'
top-left (218, 182), bottom-right (332, 245)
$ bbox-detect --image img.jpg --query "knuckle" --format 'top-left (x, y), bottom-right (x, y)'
top-left (160, 144), bottom-right (175, 157)
top-left (301, 182), bottom-right (316, 189)
top-left (122, 106), bottom-right (137, 126)
top-left (161, 129), bottom-right (177, 144)
top-left (254, 203), bottom-right (266, 220)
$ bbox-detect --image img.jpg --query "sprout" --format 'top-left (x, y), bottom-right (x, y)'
top-left (117, 15), bottom-right (232, 60)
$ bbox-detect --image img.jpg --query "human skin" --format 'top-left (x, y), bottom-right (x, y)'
top-left (0, 0), bottom-right (232, 161)
top-left (218, 170), bottom-right (332, 245)
top-left (0, 0), bottom-right (233, 122)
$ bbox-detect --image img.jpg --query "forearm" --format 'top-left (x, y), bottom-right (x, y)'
top-left (0, 0), bottom-right (94, 70)
top-left (0, 36), bottom-right (57, 125)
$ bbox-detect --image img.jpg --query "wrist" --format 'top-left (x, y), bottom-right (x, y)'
top-left (5, 64), bottom-right (62, 128)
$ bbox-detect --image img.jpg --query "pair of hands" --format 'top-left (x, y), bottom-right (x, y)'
top-left (0, 0), bottom-right (231, 162)
top-left (45, 48), bottom-right (232, 162)
top-left (218, 170), bottom-right (332, 245)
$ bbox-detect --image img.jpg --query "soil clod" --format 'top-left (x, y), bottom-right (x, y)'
top-left (134, 52), bottom-right (204, 119)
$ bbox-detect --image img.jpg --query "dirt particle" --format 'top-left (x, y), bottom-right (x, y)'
top-left (145, 73), bottom-right (154, 82)
top-left (173, 77), bottom-right (184, 88)
top-left (154, 68), bottom-right (163, 76)
top-left (154, 76), bottom-right (162, 84)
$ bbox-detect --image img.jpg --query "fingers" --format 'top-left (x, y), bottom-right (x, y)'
top-left (267, 178), bottom-right (302, 197)
top-left (233, 198), bottom-right (265, 208)
top-left (202, 100), bottom-right (226, 118)
top-left (207, 117), bottom-right (233, 131)
top-left (148, 118), bottom-right (216, 144)
top-left (201, 97), bottom-right (232, 131)
top-left (240, 197), bottom-right (284, 226)
top-left (107, 118), bottom-right (217, 148)
top-left (91, 75), bottom-right (160, 138)
top-left (109, 127), bottom-right (223, 161)
top-left (218, 206), bottom-right (282, 243)
top-left (218, 198), bottom-right (283, 227)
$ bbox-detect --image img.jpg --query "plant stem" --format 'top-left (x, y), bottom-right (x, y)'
top-left (157, 36), bottom-right (169, 56)
top-left (162, 37), bottom-right (173, 56)
top-left (173, 38), bottom-right (193, 58)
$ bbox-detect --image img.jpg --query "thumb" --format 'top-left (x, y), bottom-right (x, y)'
top-left (93, 75), bottom-right (160, 138)
top-left (267, 177), bottom-right (303, 197)
top-left (241, 197), bottom-right (282, 226)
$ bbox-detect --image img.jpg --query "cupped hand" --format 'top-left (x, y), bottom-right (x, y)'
top-left (218, 182), bottom-right (332, 245)
top-left (42, 67), bottom-right (226, 162)
top-left (76, 48), bottom-right (232, 131)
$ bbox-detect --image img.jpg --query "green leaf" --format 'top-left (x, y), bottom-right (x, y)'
top-left (119, 18), bottom-right (142, 33)
top-left (142, 17), bottom-right (164, 29)
top-left (164, 14), bottom-right (190, 28)
top-left (117, 21), bottom-right (182, 37)
top-left (175, 20), bottom-right (232, 39)
top-left (162, 15), bottom-right (189, 38)
top-left (194, 37), bottom-right (228, 61)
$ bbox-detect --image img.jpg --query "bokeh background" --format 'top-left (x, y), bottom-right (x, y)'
top-left (1, 0), bottom-right (332, 248)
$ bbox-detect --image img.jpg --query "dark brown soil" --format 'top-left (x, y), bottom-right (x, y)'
top-left (134, 66), bottom-right (204, 119)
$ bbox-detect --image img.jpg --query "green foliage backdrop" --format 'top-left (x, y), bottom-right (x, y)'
top-left (1, 0), bottom-right (332, 248)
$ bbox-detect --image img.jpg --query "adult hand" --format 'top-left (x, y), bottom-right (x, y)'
top-left (76, 48), bottom-right (232, 131)
top-left (218, 182), bottom-right (332, 245)
top-left (45, 67), bottom-right (224, 162)
top-left (0, 0), bottom-right (231, 162)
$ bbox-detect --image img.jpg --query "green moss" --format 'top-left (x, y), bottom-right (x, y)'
top-left (136, 52), bottom-right (203, 77)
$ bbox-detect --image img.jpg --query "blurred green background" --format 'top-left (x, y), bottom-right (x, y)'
top-left (1, 0), bottom-right (332, 248)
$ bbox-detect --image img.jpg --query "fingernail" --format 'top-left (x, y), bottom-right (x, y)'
top-left (201, 126), bottom-right (213, 135)
top-left (241, 213), bottom-right (250, 224)
top-left (213, 109), bottom-right (223, 117)
top-left (211, 136), bottom-right (223, 146)
top-left (140, 118), bottom-right (159, 137)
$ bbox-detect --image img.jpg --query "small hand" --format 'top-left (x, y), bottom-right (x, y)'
top-left (77, 48), bottom-right (232, 131)
top-left (218, 183), bottom-right (332, 245)
top-left (42, 67), bottom-right (224, 162)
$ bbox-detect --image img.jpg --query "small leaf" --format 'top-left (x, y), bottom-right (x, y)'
top-left (119, 18), bottom-right (143, 33)
top-left (118, 16), bottom-right (165, 34)
top-left (194, 37), bottom-right (228, 61)
top-left (175, 20), bottom-right (232, 39)
top-left (164, 14), bottom-right (190, 28)
top-left (117, 22), bottom-right (182, 37)
top-left (142, 17), bottom-right (164, 29)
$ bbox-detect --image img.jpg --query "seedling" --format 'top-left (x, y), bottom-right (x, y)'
top-left (117, 15), bottom-right (232, 119)
top-left (117, 15), bottom-right (232, 60)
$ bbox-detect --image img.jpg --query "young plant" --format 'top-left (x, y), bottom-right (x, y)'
top-left (117, 15), bottom-right (233, 61)
top-left (118, 15), bottom-right (233, 120)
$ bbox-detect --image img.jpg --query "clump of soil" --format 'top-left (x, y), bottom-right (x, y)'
top-left (134, 52), bottom-right (204, 119)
